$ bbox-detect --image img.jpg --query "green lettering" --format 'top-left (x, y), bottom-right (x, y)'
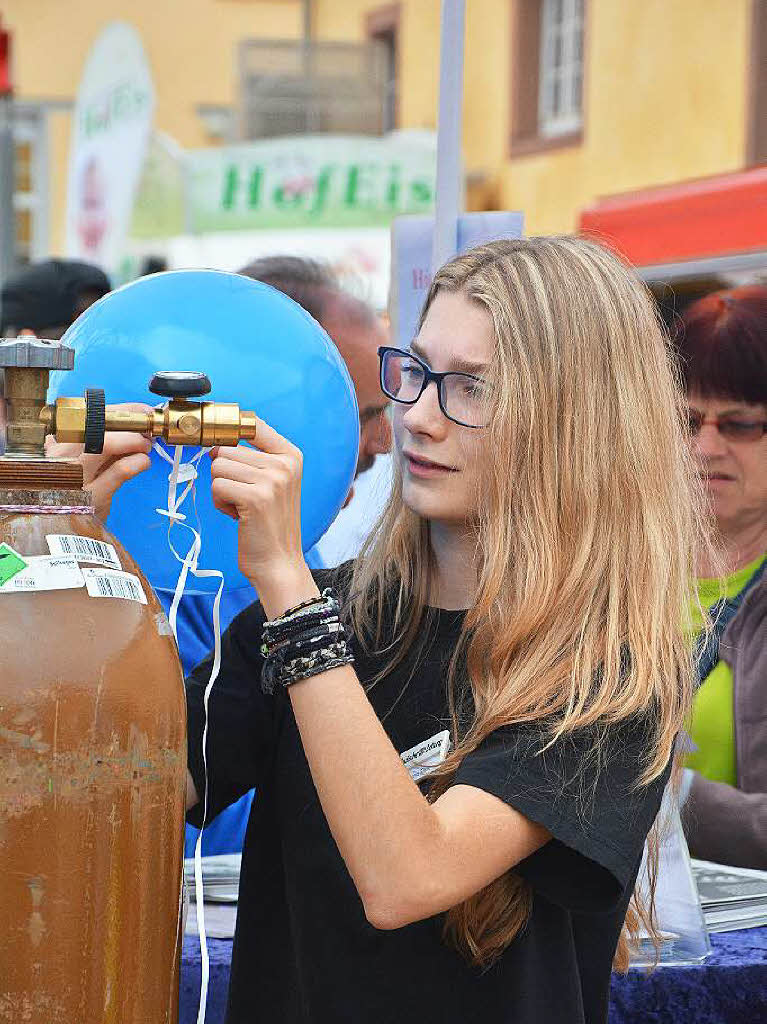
top-left (344, 164), bottom-right (379, 208)
top-left (385, 164), bottom-right (401, 208)
top-left (248, 167), bottom-right (263, 208)
top-left (113, 85), bottom-right (130, 120)
top-left (272, 183), bottom-right (303, 209)
top-left (308, 165), bottom-right (334, 216)
top-left (410, 179), bottom-right (433, 207)
top-left (221, 166), bottom-right (239, 210)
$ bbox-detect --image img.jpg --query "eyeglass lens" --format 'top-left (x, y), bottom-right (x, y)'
top-left (687, 410), bottom-right (767, 443)
top-left (381, 350), bottom-right (487, 428)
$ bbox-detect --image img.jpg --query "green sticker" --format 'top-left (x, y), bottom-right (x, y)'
top-left (0, 544), bottom-right (28, 586)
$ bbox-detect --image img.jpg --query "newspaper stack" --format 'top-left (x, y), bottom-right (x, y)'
top-left (184, 852), bottom-right (241, 904)
top-left (692, 859), bottom-right (767, 933)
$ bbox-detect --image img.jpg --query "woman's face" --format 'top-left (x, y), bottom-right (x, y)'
top-left (393, 291), bottom-right (494, 524)
top-left (687, 392), bottom-right (767, 532)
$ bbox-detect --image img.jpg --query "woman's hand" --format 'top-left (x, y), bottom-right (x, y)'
top-left (209, 418), bottom-right (316, 616)
top-left (45, 403), bottom-right (152, 521)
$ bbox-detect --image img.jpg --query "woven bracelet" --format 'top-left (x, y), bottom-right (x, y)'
top-left (263, 609), bottom-right (340, 646)
top-left (261, 621), bottom-right (344, 659)
top-left (261, 636), bottom-right (353, 693)
top-left (265, 588), bottom-right (339, 633)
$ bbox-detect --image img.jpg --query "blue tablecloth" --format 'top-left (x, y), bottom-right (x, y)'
top-left (180, 927), bottom-right (767, 1023)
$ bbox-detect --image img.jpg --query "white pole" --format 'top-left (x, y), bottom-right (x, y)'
top-left (0, 93), bottom-right (15, 289)
top-left (431, 0), bottom-right (466, 276)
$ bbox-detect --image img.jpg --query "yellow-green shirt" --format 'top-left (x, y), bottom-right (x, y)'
top-left (686, 554), bottom-right (767, 786)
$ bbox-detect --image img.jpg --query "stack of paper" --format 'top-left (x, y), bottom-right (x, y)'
top-left (184, 853), bottom-right (241, 904)
top-left (692, 859), bottom-right (767, 933)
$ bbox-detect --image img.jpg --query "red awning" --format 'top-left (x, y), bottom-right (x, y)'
top-left (579, 165), bottom-right (767, 268)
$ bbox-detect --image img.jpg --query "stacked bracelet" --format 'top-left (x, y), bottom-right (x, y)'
top-left (260, 588), bottom-right (354, 694)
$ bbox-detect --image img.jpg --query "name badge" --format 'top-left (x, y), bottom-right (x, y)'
top-left (400, 730), bottom-right (451, 782)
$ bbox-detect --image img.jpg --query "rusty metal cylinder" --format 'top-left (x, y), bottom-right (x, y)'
top-left (0, 461), bottom-right (186, 1023)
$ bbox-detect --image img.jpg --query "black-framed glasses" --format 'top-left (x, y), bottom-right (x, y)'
top-left (378, 346), bottom-right (489, 429)
top-left (686, 409), bottom-right (767, 444)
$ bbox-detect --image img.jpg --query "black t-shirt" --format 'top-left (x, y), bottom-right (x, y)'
top-left (186, 567), bottom-right (668, 1024)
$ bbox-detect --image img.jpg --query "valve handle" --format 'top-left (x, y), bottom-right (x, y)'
top-left (84, 389), bottom-right (106, 454)
top-left (149, 371), bottom-right (212, 399)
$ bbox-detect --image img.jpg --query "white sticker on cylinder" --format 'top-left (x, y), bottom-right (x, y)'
top-left (0, 555), bottom-right (85, 592)
top-left (46, 534), bottom-right (122, 570)
top-left (83, 568), bottom-right (148, 604)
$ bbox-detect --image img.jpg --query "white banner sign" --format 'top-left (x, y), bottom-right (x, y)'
top-left (65, 22), bottom-right (155, 277)
top-left (391, 210), bottom-right (525, 347)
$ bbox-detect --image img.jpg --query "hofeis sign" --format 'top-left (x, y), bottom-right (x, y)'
top-left (65, 22), bottom-right (155, 275)
top-left (182, 133), bottom-right (436, 232)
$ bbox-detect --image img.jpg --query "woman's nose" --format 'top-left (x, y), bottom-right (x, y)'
top-left (402, 379), bottom-right (444, 430)
top-left (693, 423), bottom-right (729, 459)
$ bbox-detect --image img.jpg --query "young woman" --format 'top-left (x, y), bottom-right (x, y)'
top-left (185, 237), bottom-right (701, 1024)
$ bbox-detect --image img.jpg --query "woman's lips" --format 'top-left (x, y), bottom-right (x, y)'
top-left (405, 453), bottom-right (456, 478)
top-left (701, 472), bottom-right (735, 485)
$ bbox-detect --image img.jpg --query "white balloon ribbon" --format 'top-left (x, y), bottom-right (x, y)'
top-left (154, 440), bottom-right (224, 1024)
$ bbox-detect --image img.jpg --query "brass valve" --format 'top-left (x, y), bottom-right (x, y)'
top-left (40, 395), bottom-right (258, 449)
top-left (0, 339), bottom-right (258, 458)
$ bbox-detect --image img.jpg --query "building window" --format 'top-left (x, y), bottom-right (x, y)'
top-left (538, 0), bottom-right (583, 138)
top-left (510, 0), bottom-right (585, 154)
top-left (238, 38), bottom-right (389, 139)
top-left (13, 104), bottom-right (48, 264)
top-left (367, 5), bottom-right (400, 132)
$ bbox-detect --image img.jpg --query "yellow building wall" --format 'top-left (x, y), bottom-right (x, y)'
top-left (501, 0), bottom-right (752, 232)
top-left (1, 0), bottom-right (755, 250)
top-left (321, 0), bottom-right (752, 233)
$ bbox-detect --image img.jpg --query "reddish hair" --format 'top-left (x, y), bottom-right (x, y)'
top-left (676, 285), bottom-right (767, 404)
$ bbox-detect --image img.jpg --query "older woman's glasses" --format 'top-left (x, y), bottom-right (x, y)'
top-left (686, 409), bottom-right (767, 443)
top-left (378, 346), bottom-right (489, 428)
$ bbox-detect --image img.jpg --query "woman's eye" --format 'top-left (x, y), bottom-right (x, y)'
top-left (724, 419), bottom-right (760, 434)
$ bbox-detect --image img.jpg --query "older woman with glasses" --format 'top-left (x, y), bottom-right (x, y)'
top-left (676, 285), bottom-right (767, 869)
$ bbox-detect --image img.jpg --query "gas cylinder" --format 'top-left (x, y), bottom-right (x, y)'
top-left (0, 338), bottom-right (186, 1023)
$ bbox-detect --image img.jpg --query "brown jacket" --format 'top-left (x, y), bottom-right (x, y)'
top-left (683, 575), bottom-right (767, 869)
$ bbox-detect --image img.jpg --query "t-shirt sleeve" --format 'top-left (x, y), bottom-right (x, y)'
top-left (185, 601), bottom-right (274, 828)
top-left (453, 716), bottom-right (668, 913)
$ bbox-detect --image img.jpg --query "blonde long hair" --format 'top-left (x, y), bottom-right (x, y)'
top-left (348, 237), bottom-right (703, 969)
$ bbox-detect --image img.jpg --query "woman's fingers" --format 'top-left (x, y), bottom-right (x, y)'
top-left (251, 417), bottom-right (301, 458)
top-left (210, 454), bottom-right (270, 484)
top-left (80, 433), bottom-right (152, 483)
top-left (213, 420), bottom-right (302, 462)
top-left (99, 431), bottom-right (153, 459)
top-left (46, 431), bottom-right (151, 470)
top-left (210, 477), bottom-right (256, 520)
top-left (88, 452), bottom-right (151, 521)
top-left (210, 445), bottom-right (299, 488)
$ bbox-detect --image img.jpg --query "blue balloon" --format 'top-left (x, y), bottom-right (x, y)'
top-left (50, 270), bottom-right (359, 592)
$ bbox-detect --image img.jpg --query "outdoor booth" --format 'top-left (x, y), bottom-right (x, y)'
top-left (579, 163), bottom-right (767, 325)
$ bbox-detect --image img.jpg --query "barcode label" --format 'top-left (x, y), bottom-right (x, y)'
top-left (83, 568), bottom-right (147, 604)
top-left (0, 555), bottom-right (85, 593)
top-left (47, 534), bottom-right (122, 570)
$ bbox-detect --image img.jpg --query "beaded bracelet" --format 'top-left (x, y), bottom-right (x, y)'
top-left (261, 638), bottom-right (354, 693)
top-left (260, 588), bottom-right (353, 693)
top-left (261, 621), bottom-right (344, 659)
top-left (264, 589), bottom-right (340, 637)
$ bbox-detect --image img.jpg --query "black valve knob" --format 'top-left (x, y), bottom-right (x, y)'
top-left (149, 371), bottom-right (212, 399)
top-left (84, 389), bottom-right (106, 454)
